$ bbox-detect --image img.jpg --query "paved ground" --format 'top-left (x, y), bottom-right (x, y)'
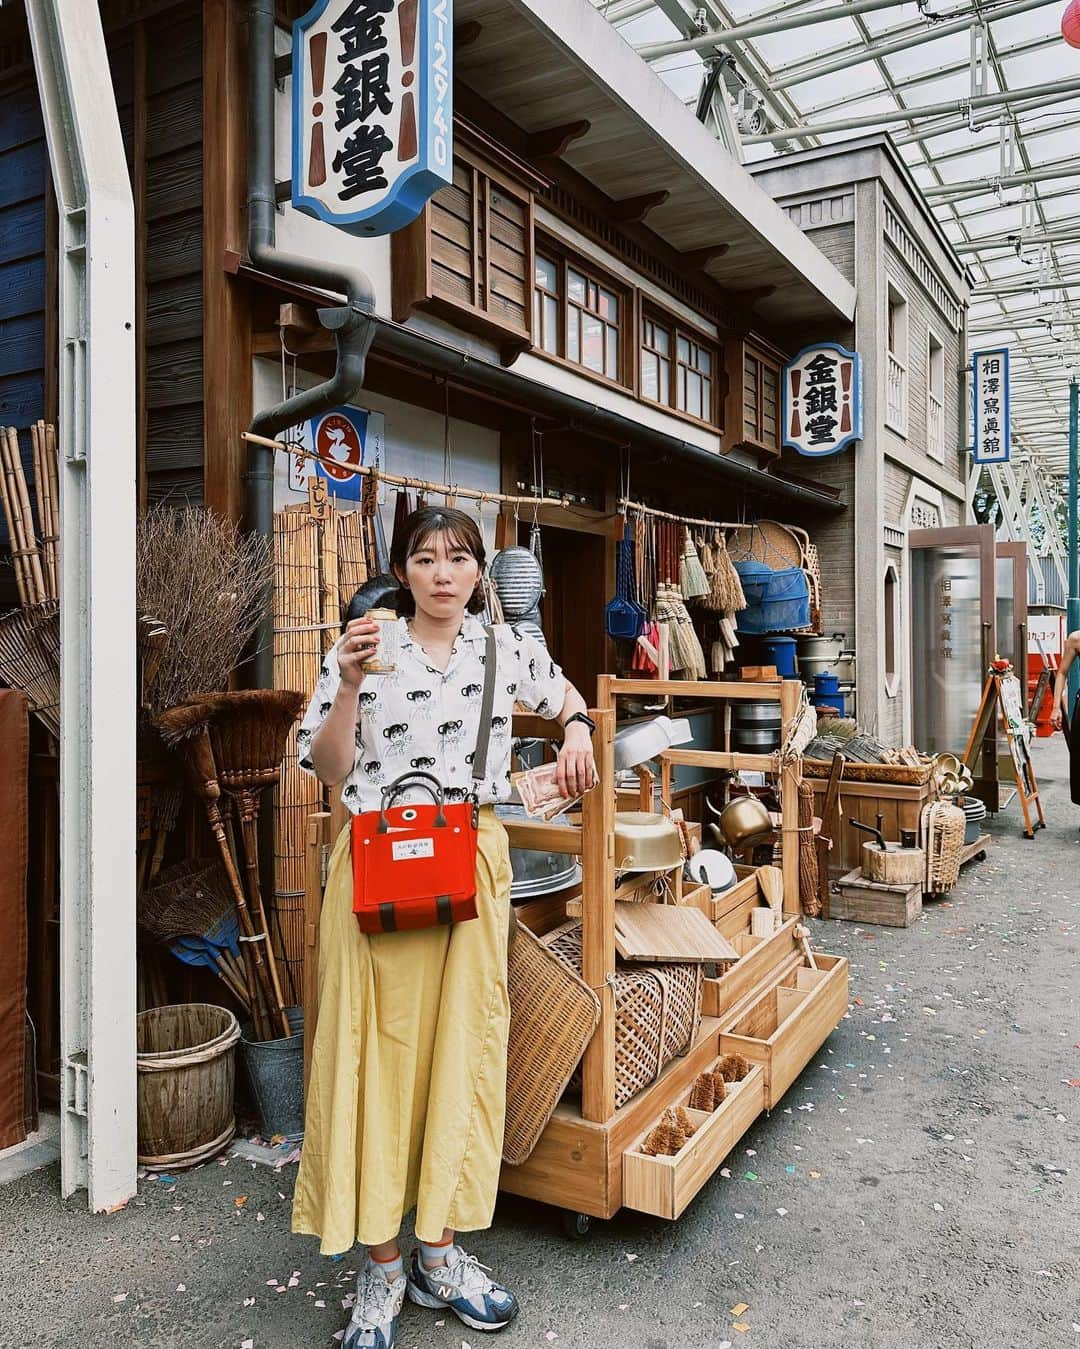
top-left (4, 737), bottom-right (1079, 1349)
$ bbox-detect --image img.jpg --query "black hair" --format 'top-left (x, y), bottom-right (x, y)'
top-left (388, 506), bottom-right (486, 617)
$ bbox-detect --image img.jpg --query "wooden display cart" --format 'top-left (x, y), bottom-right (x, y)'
top-left (497, 676), bottom-right (847, 1233)
top-left (302, 676), bottom-right (849, 1236)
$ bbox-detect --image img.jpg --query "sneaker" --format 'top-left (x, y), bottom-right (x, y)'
top-left (343, 1261), bottom-right (407, 1349)
top-left (406, 1244), bottom-right (519, 1332)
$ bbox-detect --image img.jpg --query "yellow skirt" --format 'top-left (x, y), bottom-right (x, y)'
top-left (292, 807), bottom-right (512, 1253)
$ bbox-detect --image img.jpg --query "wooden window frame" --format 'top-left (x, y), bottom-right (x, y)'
top-left (638, 303), bottom-right (720, 431)
top-left (530, 232), bottom-right (633, 394)
top-left (392, 122), bottom-right (545, 361)
top-left (724, 335), bottom-right (783, 458)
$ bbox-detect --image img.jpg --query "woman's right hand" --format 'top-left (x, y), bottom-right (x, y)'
top-left (339, 617), bottom-right (380, 690)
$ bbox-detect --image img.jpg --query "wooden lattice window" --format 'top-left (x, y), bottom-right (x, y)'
top-left (723, 337), bottom-right (783, 458)
top-left (640, 310), bottom-right (719, 427)
top-left (392, 126), bottom-right (544, 358)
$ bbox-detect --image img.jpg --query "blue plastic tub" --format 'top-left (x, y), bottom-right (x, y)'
top-left (814, 672), bottom-right (840, 696)
top-left (763, 636), bottom-right (797, 676)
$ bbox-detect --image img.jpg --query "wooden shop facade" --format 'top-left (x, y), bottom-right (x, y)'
top-left (0, 0), bottom-right (861, 1205)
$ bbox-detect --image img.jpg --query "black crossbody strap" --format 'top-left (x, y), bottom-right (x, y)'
top-left (472, 626), bottom-right (497, 785)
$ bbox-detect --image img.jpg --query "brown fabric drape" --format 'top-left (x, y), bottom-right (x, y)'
top-left (0, 690), bottom-right (29, 1150)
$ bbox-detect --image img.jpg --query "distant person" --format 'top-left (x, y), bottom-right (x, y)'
top-left (1050, 630), bottom-right (1080, 804)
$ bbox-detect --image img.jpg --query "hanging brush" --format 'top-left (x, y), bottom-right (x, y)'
top-left (678, 528), bottom-right (710, 601)
top-left (139, 858), bottom-right (250, 1008)
top-left (708, 530), bottom-right (747, 613)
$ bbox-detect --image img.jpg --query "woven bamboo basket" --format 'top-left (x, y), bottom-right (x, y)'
top-left (504, 923), bottom-right (601, 1165)
top-left (803, 758), bottom-right (934, 786)
top-left (921, 801), bottom-right (965, 893)
top-left (543, 921), bottom-right (703, 1111)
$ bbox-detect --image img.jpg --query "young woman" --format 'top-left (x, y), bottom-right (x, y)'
top-left (292, 506), bottom-right (597, 1349)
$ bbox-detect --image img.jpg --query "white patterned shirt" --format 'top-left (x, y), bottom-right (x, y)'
top-left (297, 615), bottom-right (566, 814)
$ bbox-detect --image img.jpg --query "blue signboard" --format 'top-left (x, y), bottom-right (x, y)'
top-left (971, 347), bottom-right (1011, 464)
top-left (287, 405), bottom-right (384, 501)
top-left (292, 0), bottom-right (453, 237)
top-left (781, 342), bottom-right (863, 457)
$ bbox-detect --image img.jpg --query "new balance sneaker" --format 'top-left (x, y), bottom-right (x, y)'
top-left (343, 1261), bottom-right (407, 1349)
top-left (406, 1244), bottom-right (520, 1332)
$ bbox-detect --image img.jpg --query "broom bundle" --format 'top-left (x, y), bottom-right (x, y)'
top-left (137, 507), bottom-right (273, 717)
top-left (678, 529), bottom-right (710, 601)
top-left (654, 584), bottom-right (706, 679)
top-left (139, 858), bottom-right (250, 1007)
top-left (157, 690), bottom-right (305, 1042)
top-left (700, 530), bottom-right (746, 614)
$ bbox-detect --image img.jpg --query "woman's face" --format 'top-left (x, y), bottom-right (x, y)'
top-left (399, 530), bottom-right (481, 621)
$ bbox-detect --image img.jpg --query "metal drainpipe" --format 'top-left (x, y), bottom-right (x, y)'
top-left (246, 0), bottom-right (377, 691)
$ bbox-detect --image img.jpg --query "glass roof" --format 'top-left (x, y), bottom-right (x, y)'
top-left (596, 0), bottom-right (1080, 476)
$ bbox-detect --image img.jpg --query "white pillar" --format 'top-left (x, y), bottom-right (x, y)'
top-left (26, 0), bottom-right (138, 1212)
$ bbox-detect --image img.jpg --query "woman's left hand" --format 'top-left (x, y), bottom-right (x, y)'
top-left (557, 727), bottom-right (597, 800)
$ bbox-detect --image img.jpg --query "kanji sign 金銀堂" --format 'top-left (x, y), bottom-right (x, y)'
top-left (972, 348), bottom-right (1011, 464)
top-left (781, 343), bottom-right (862, 457)
top-left (292, 0), bottom-right (452, 236)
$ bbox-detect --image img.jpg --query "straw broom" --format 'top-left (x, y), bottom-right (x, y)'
top-left (140, 859), bottom-right (251, 1008)
top-left (797, 780), bottom-right (821, 917)
top-left (159, 691), bottom-right (306, 1039)
top-left (678, 528), bottom-right (710, 601)
top-left (156, 703), bottom-right (277, 1040)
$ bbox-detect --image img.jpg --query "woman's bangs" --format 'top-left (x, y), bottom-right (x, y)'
top-left (409, 520), bottom-right (478, 560)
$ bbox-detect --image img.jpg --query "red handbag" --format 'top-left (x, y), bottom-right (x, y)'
top-left (351, 628), bottom-right (497, 933)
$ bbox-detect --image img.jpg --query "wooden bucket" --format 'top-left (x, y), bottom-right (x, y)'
top-left (136, 1003), bottom-right (241, 1169)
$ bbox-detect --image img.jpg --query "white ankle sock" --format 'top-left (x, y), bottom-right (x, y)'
top-left (369, 1251), bottom-right (404, 1282)
top-left (420, 1238), bottom-right (454, 1270)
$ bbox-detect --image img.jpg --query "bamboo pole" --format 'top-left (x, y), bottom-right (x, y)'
top-left (618, 497), bottom-right (756, 532)
top-left (2, 425), bottom-right (46, 604)
top-left (242, 430), bottom-right (573, 513)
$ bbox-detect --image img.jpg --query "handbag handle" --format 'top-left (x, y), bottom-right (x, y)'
top-left (377, 771), bottom-right (447, 832)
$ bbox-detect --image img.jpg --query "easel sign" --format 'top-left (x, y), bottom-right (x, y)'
top-left (963, 671), bottom-right (1045, 838)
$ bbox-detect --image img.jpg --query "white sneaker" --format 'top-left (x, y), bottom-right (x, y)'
top-left (407, 1244), bottom-right (519, 1332)
top-left (343, 1261), bottom-right (407, 1349)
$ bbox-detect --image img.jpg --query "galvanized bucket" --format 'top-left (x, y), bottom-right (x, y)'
top-left (240, 1006), bottom-right (305, 1141)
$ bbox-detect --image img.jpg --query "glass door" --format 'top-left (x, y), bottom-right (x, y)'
top-left (995, 542), bottom-right (1029, 712)
top-left (909, 526), bottom-right (996, 776)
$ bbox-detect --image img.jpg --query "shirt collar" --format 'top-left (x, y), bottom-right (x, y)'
top-left (397, 613), bottom-right (487, 650)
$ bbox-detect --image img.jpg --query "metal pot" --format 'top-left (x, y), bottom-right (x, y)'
top-left (613, 811), bottom-right (683, 872)
top-left (496, 805), bottom-right (581, 902)
top-left (798, 632), bottom-right (855, 684)
top-left (716, 795), bottom-right (773, 850)
top-left (732, 725), bottom-right (781, 752)
top-left (733, 701), bottom-right (783, 725)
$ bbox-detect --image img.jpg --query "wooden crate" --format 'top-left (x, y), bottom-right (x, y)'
top-left (833, 868), bottom-right (922, 927)
top-left (622, 1063), bottom-right (765, 1220)
top-left (718, 954), bottom-right (849, 1108)
top-left (811, 776), bottom-right (934, 879)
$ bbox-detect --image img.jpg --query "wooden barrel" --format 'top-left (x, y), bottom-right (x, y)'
top-left (137, 1003), bottom-right (241, 1169)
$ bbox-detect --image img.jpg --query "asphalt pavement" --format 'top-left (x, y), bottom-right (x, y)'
top-left (3, 736), bottom-right (1078, 1349)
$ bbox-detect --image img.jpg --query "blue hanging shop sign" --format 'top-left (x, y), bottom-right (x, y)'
top-left (287, 405), bottom-right (385, 501)
top-left (781, 342), bottom-right (863, 457)
top-left (292, 0), bottom-right (453, 236)
top-left (971, 347), bottom-right (1011, 464)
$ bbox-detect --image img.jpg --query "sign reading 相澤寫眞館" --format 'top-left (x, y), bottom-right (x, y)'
top-left (972, 347), bottom-right (1011, 464)
top-left (781, 343), bottom-right (863, 457)
top-left (292, 0), bottom-right (452, 237)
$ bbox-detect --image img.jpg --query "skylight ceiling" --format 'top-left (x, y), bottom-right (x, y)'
top-left (595, 0), bottom-right (1080, 474)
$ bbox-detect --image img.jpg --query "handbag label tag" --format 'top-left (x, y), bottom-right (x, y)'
top-left (392, 837), bottom-right (435, 861)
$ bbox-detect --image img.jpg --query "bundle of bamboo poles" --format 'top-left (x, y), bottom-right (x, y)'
top-left (272, 502), bottom-right (368, 1004)
top-left (0, 423), bottom-right (61, 738)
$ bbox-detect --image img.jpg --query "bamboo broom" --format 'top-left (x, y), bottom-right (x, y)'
top-left (155, 705), bottom-right (277, 1040)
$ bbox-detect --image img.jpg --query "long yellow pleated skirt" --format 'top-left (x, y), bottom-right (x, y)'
top-left (292, 807), bottom-right (512, 1253)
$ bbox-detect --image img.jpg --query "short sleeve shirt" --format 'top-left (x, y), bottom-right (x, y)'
top-left (297, 615), bottom-right (566, 814)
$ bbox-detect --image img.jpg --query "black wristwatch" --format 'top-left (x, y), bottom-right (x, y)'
top-left (564, 711), bottom-right (596, 734)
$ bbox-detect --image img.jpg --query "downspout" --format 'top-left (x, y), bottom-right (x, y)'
top-left (246, 0), bottom-right (377, 690)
